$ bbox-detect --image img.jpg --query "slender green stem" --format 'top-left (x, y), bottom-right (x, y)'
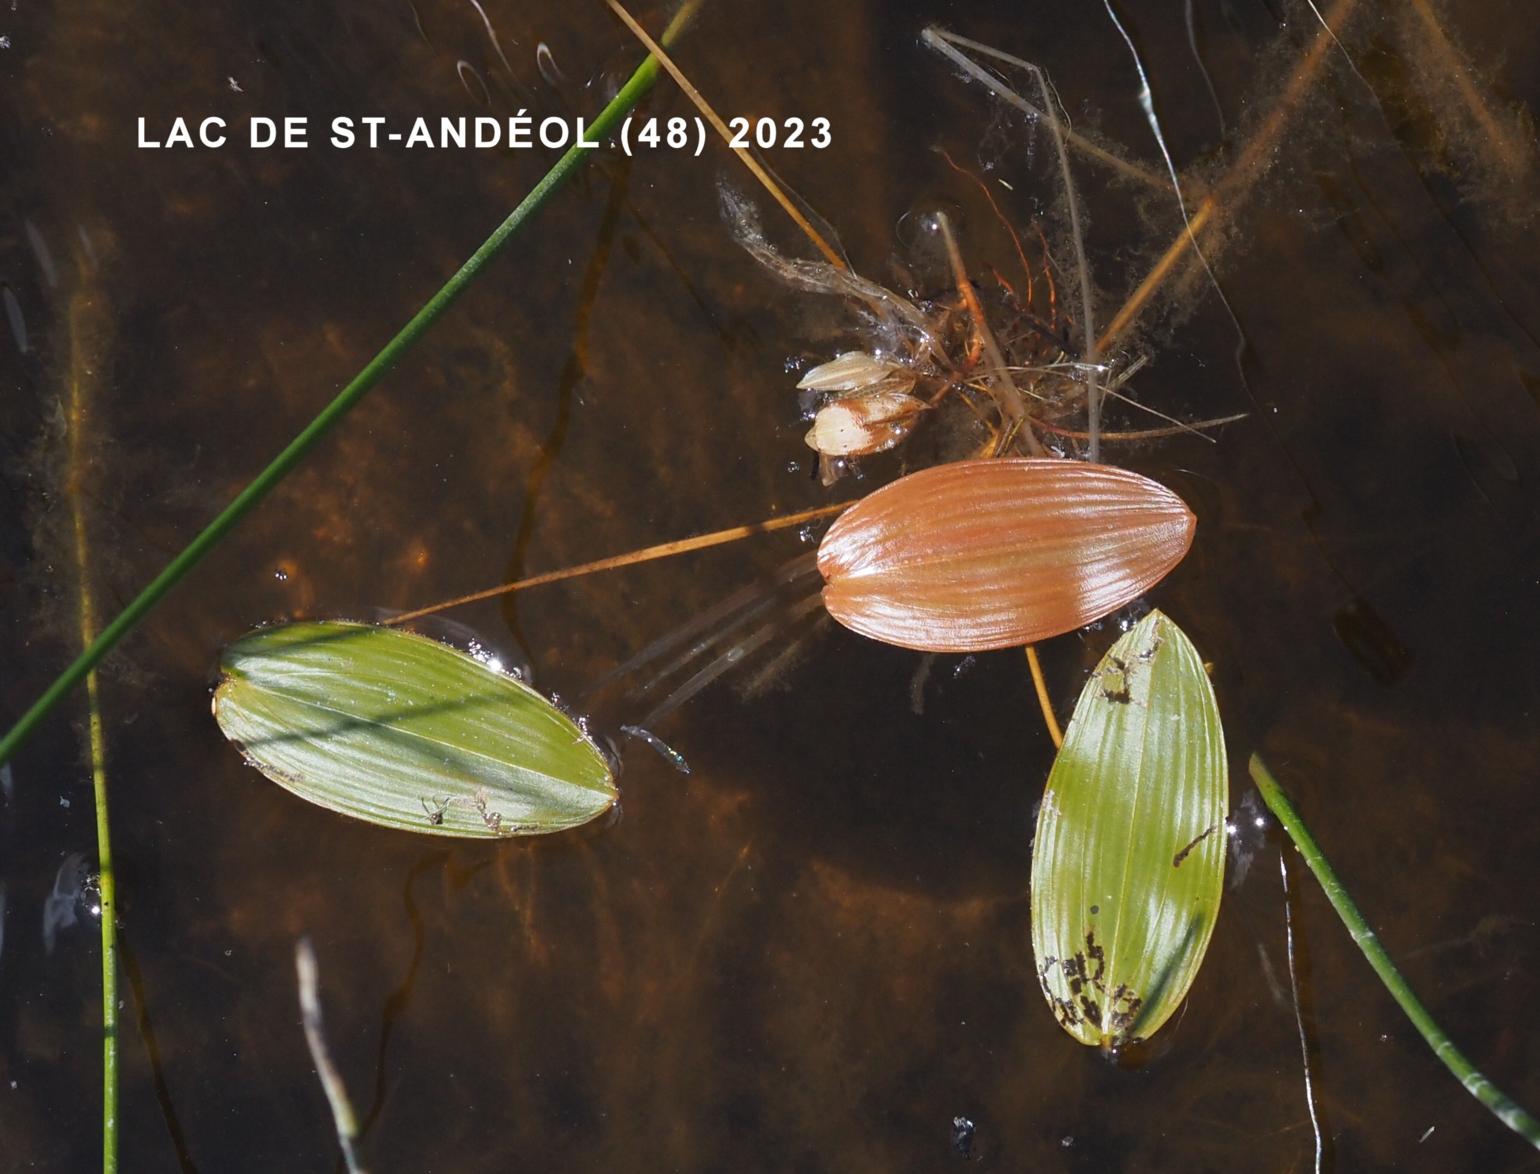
top-left (0, 0), bottom-right (705, 770)
top-left (1249, 754), bottom-right (1540, 1151)
top-left (296, 939), bottom-right (366, 1174)
top-left (67, 275), bottom-right (118, 1172)
top-left (88, 669), bottom-right (116, 1174)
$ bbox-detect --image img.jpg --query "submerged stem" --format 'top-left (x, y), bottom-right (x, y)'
top-left (933, 210), bottom-right (1041, 452)
top-left (1102, 0), bottom-right (1242, 371)
top-left (385, 500), bottom-right (850, 625)
top-left (923, 29), bottom-right (1099, 459)
top-left (296, 939), bottom-right (367, 1174)
top-left (65, 264), bottom-right (117, 1174)
top-left (1279, 852), bottom-right (1325, 1174)
top-left (1024, 645), bottom-right (1062, 748)
top-left (1034, 69), bottom-right (1100, 461)
top-left (1405, 0), bottom-right (1533, 183)
top-left (920, 28), bottom-right (1173, 194)
top-left (606, 0), bottom-right (845, 269)
top-left (0, 3), bottom-right (705, 769)
top-left (1097, 0), bottom-right (1360, 354)
top-left (1095, 197), bottom-right (1217, 353)
top-left (1250, 754), bottom-right (1540, 1153)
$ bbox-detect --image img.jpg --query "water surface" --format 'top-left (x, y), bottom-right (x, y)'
top-left (2, 1), bottom-right (1538, 1169)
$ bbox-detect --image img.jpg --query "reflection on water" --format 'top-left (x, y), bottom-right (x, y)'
top-left (41, 852), bottom-right (92, 957)
top-left (2, 0), bottom-right (1539, 1169)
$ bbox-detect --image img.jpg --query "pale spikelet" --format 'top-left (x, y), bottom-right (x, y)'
top-left (804, 390), bottom-right (928, 458)
top-left (796, 351), bottom-right (917, 394)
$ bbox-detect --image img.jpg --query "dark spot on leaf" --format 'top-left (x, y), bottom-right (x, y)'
top-left (1038, 955), bottom-right (1083, 1028)
top-left (1085, 931), bottom-right (1106, 983)
top-left (1104, 982), bottom-right (1144, 1043)
top-left (1173, 822), bottom-right (1220, 867)
top-left (1099, 670), bottom-right (1133, 705)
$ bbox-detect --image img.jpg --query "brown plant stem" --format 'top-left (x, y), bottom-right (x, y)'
top-left (1034, 411), bottom-right (1247, 444)
top-left (1096, 0), bottom-right (1361, 354)
top-left (933, 211), bottom-right (1044, 455)
top-left (1406, 0), bottom-right (1532, 183)
top-left (1025, 645), bottom-right (1063, 748)
top-left (605, 0), bottom-right (846, 270)
top-left (386, 501), bottom-right (853, 625)
top-left (922, 28), bottom-right (1176, 195)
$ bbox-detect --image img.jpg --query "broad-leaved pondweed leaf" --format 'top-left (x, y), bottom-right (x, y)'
top-left (212, 621), bottom-right (616, 838)
top-left (1031, 610), bottom-right (1226, 1049)
top-left (817, 458), bottom-right (1195, 653)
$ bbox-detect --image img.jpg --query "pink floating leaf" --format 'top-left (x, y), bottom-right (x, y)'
top-left (817, 458), bottom-right (1196, 652)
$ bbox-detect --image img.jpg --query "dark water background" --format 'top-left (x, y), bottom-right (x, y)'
top-left (3, 0), bottom-right (1539, 1169)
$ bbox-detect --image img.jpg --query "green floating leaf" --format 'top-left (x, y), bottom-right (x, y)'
top-left (1031, 610), bottom-right (1227, 1050)
top-left (213, 621), bottom-right (617, 838)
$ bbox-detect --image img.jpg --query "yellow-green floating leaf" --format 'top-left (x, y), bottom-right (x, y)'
top-left (212, 621), bottom-right (617, 838)
top-left (1031, 610), bottom-right (1226, 1049)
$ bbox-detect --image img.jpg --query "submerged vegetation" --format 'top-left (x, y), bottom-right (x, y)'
top-left (4, 0), bottom-right (1539, 1168)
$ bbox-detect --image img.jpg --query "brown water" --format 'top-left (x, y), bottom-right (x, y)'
top-left (3, 0), bottom-right (1539, 1169)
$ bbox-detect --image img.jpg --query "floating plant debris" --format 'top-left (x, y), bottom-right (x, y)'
top-left (1031, 610), bottom-right (1226, 1049)
top-left (796, 352), bottom-right (930, 476)
top-left (795, 350), bottom-right (918, 394)
top-left (804, 388), bottom-right (929, 458)
top-left (212, 621), bottom-right (616, 838)
top-left (816, 458), bottom-right (1195, 652)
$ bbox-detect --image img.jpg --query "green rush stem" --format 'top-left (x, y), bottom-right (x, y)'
top-left (0, 0), bottom-right (705, 771)
top-left (66, 276), bottom-right (117, 1173)
top-left (88, 670), bottom-right (116, 1174)
top-left (1249, 754), bottom-right (1540, 1152)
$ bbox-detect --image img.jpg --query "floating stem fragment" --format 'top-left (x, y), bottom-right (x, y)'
top-left (387, 500), bottom-right (851, 625)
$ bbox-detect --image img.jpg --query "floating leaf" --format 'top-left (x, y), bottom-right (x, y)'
top-left (212, 621), bottom-right (617, 838)
top-left (817, 458), bottom-right (1195, 652)
top-left (1031, 610), bottom-right (1226, 1049)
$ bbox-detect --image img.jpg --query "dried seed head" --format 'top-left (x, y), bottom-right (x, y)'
top-left (817, 458), bottom-right (1196, 652)
top-left (804, 390), bottom-right (928, 458)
